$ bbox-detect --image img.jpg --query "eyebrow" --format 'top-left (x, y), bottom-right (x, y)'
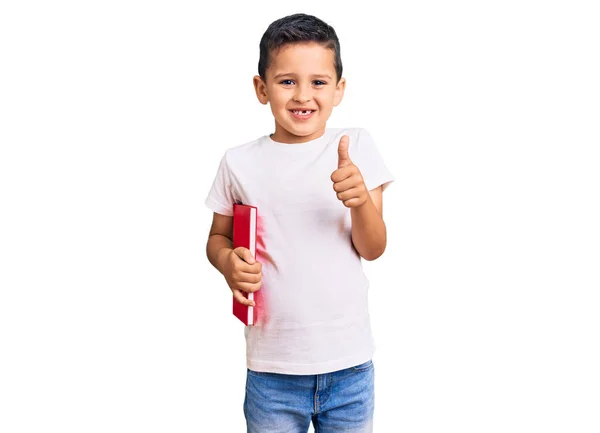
top-left (273, 73), bottom-right (333, 80)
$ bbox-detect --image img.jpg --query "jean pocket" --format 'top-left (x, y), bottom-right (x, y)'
top-left (352, 359), bottom-right (374, 372)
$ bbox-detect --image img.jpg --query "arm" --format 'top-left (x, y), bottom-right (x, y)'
top-left (206, 212), bottom-right (234, 274)
top-left (350, 185), bottom-right (387, 261)
top-left (331, 135), bottom-right (388, 261)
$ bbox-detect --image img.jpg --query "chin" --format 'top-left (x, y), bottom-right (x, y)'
top-left (279, 123), bottom-right (309, 135)
top-left (290, 120), bottom-right (323, 132)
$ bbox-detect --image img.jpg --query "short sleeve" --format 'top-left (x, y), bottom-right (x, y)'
top-left (205, 152), bottom-right (235, 216)
top-left (353, 128), bottom-right (395, 192)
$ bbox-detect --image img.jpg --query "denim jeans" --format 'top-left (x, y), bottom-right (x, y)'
top-left (244, 359), bottom-right (375, 433)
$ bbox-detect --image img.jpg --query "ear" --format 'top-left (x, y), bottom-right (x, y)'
top-left (333, 77), bottom-right (346, 107)
top-left (253, 75), bottom-right (269, 105)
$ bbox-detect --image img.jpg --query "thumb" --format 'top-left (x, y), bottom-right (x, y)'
top-left (234, 247), bottom-right (255, 265)
top-left (337, 135), bottom-right (351, 168)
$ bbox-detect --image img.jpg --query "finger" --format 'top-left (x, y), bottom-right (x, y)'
top-left (333, 176), bottom-right (358, 193)
top-left (337, 135), bottom-right (351, 168)
top-left (237, 281), bottom-right (262, 293)
top-left (239, 271), bottom-right (262, 284)
top-left (252, 261), bottom-right (262, 273)
top-left (330, 166), bottom-right (354, 183)
top-left (234, 247), bottom-right (255, 265)
top-left (232, 288), bottom-right (255, 306)
top-left (336, 187), bottom-right (362, 202)
top-left (343, 197), bottom-right (364, 208)
top-left (235, 260), bottom-right (262, 276)
top-left (241, 260), bottom-right (261, 274)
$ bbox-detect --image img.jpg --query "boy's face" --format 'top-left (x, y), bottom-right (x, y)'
top-left (253, 42), bottom-right (346, 144)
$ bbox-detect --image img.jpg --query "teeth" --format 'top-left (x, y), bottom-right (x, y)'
top-left (293, 110), bottom-right (312, 115)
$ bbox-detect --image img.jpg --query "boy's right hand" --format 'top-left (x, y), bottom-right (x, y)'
top-left (222, 247), bottom-right (262, 306)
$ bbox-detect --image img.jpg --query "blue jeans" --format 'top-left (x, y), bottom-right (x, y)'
top-left (244, 360), bottom-right (375, 433)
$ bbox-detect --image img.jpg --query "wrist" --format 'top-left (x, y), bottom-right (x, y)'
top-left (216, 246), bottom-right (232, 274)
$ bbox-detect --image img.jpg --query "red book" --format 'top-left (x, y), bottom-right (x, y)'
top-left (232, 204), bottom-right (259, 325)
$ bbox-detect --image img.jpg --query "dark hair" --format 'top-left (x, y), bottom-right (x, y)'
top-left (258, 13), bottom-right (343, 83)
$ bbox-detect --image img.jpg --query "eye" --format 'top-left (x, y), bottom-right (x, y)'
top-left (313, 80), bottom-right (327, 86)
top-left (280, 79), bottom-right (295, 86)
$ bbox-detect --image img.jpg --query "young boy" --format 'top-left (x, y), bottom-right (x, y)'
top-left (205, 13), bottom-right (394, 433)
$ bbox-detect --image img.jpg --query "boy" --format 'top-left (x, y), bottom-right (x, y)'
top-left (205, 13), bottom-right (394, 433)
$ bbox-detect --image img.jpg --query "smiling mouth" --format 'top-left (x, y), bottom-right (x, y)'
top-left (289, 110), bottom-right (315, 115)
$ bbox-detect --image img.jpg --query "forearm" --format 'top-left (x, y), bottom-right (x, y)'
top-left (206, 234), bottom-right (233, 274)
top-left (350, 196), bottom-right (387, 261)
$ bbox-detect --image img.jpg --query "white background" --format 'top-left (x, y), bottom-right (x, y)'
top-left (1, 1), bottom-right (599, 432)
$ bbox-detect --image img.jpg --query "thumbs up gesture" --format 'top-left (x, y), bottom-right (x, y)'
top-left (331, 135), bottom-right (369, 208)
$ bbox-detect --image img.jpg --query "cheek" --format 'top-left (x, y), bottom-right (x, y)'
top-left (265, 86), bottom-right (284, 103)
top-left (271, 94), bottom-right (289, 109)
top-left (316, 97), bottom-right (334, 113)
top-left (317, 91), bottom-right (336, 106)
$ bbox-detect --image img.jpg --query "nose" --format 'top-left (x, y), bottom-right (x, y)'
top-left (293, 83), bottom-right (312, 103)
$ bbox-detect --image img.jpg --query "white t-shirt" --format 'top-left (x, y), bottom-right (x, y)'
top-left (205, 127), bottom-right (394, 374)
